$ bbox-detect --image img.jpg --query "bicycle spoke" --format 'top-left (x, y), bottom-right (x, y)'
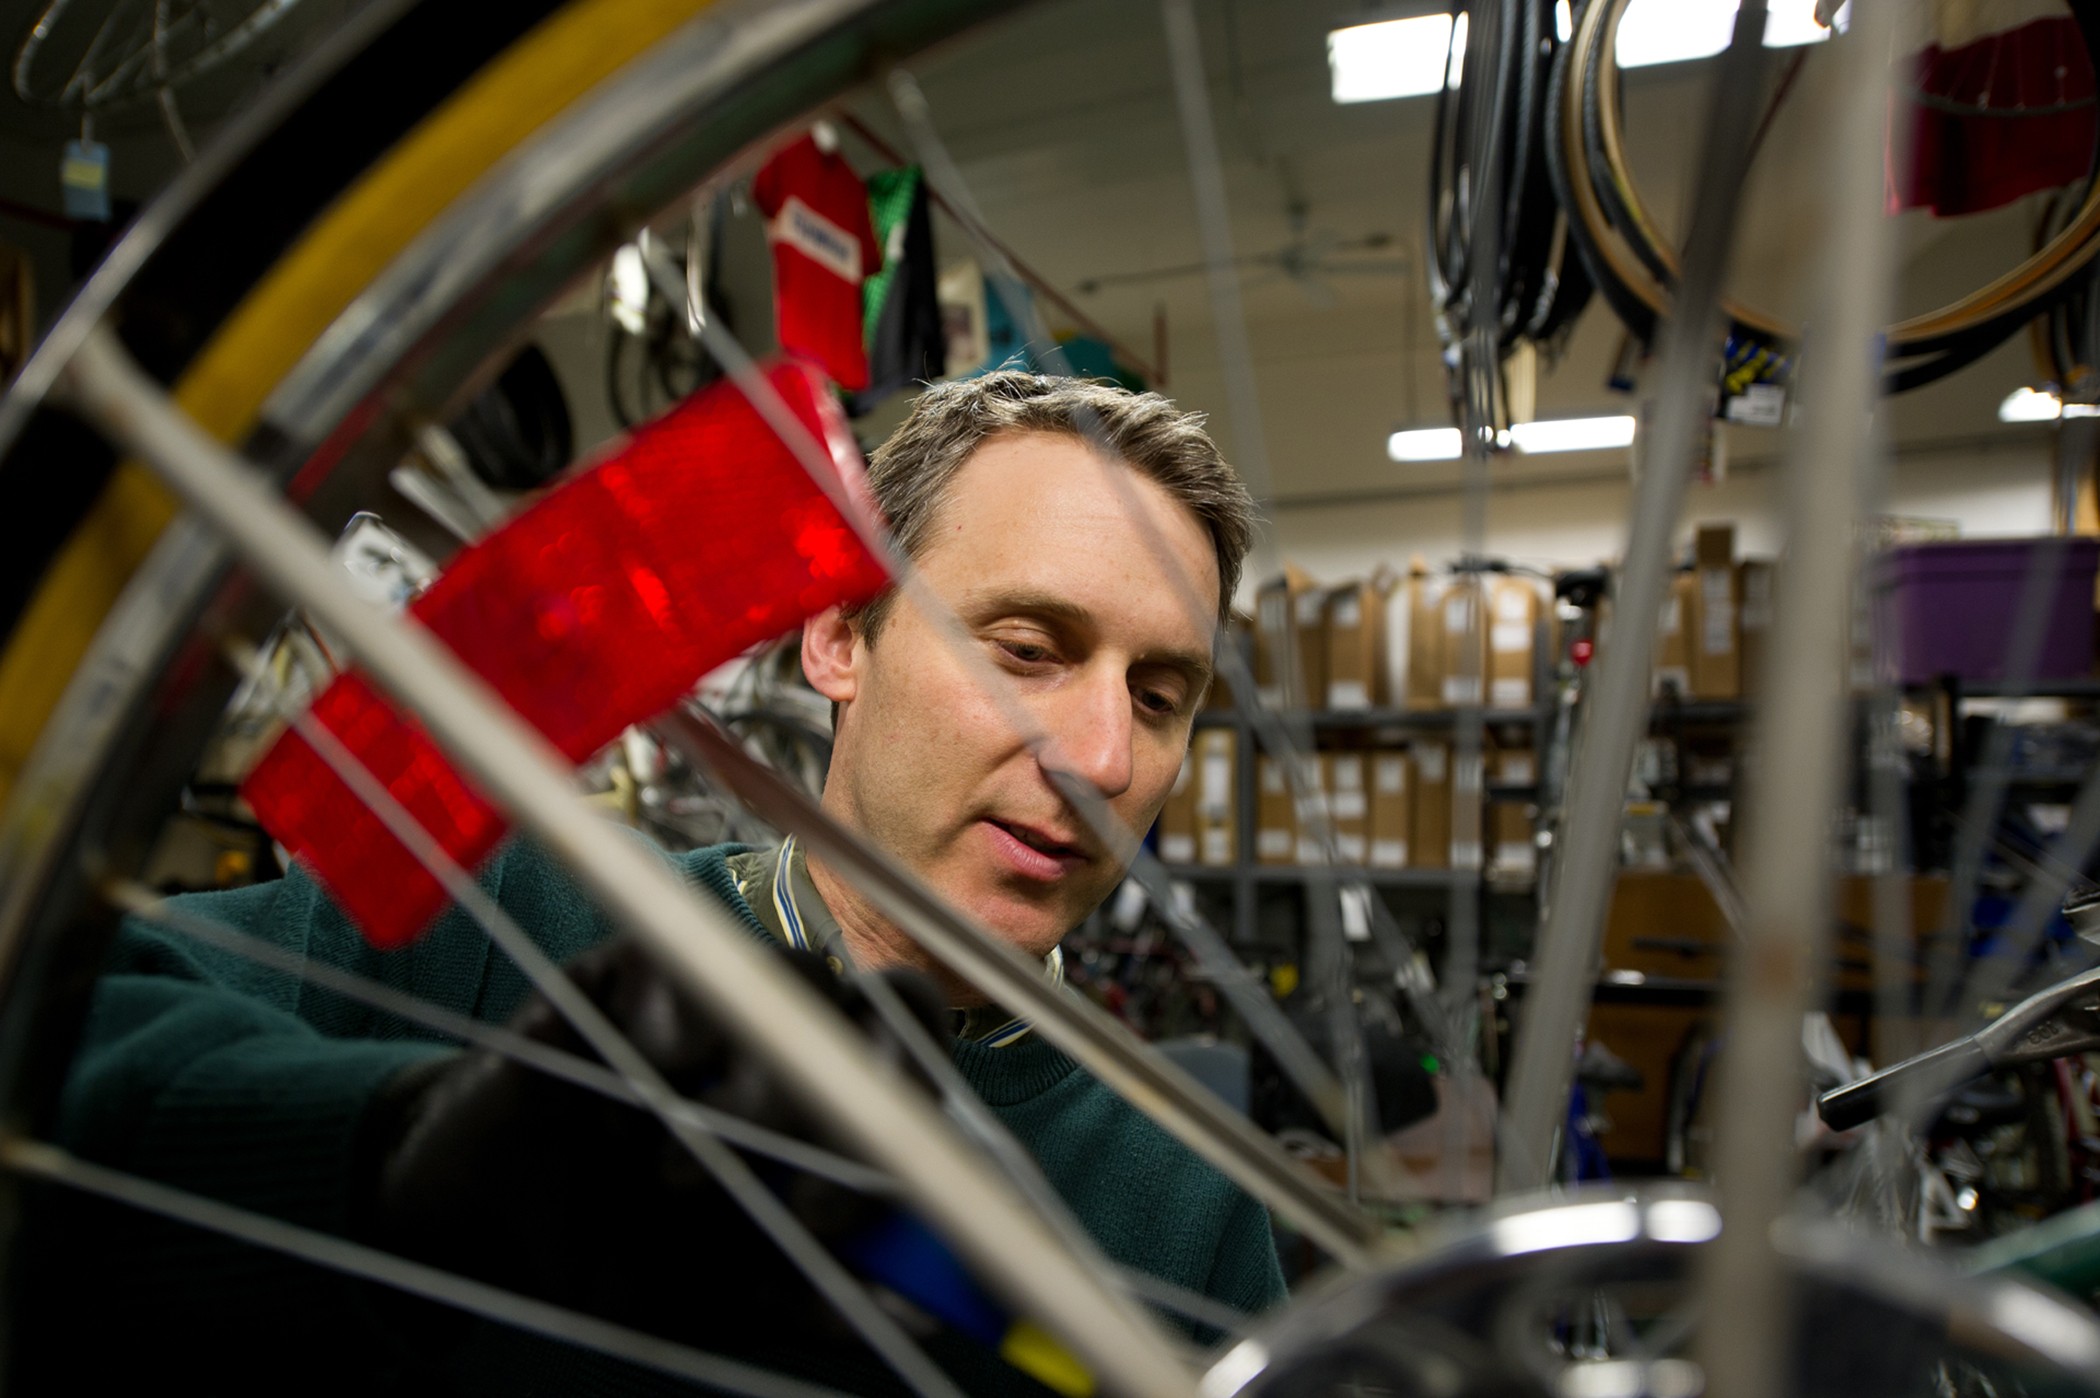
top-left (104, 876), bottom-right (896, 1197)
top-left (0, 1136), bottom-right (849, 1398)
top-left (664, 707), bottom-right (1379, 1266)
top-left (1695, 6), bottom-right (1897, 1398)
top-left (52, 320), bottom-right (1201, 1398)
top-left (883, 57), bottom-right (1466, 1192)
top-left (673, 270), bottom-right (1399, 1232)
top-left (1500, 0), bottom-right (1774, 1196)
top-left (280, 664), bottom-right (964, 1398)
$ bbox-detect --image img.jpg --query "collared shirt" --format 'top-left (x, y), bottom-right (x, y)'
top-left (724, 833), bottom-right (1064, 1047)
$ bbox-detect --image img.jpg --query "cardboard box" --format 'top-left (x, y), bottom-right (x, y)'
top-left (1192, 728), bottom-right (1238, 867)
top-left (1156, 752), bottom-right (1197, 864)
top-left (1325, 578), bottom-right (1393, 710)
top-left (1254, 564), bottom-right (1317, 708)
top-left (1400, 567), bottom-right (1448, 709)
top-left (1294, 584), bottom-right (1330, 711)
top-left (1653, 571), bottom-right (1695, 697)
top-left (1689, 523), bottom-right (1740, 699)
top-left (1486, 574), bottom-right (1539, 711)
top-left (1451, 746), bottom-right (1484, 872)
top-left (1325, 752), bottom-right (1369, 864)
top-left (1739, 559), bottom-right (1774, 696)
top-left (1441, 576), bottom-right (1487, 707)
top-left (1291, 753), bottom-right (1330, 865)
top-left (1411, 740), bottom-right (1452, 869)
top-left (1368, 749), bottom-right (1411, 868)
top-left (1255, 756), bottom-right (1295, 866)
top-left (1490, 803), bottom-right (1535, 881)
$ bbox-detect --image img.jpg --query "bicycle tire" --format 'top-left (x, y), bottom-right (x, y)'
top-left (1561, 0), bottom-right (2100, 379)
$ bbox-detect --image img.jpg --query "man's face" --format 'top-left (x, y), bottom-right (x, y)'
top-left (808, 430), bottom-right (1220, 971)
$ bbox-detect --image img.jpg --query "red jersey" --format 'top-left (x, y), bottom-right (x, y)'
top-left (753, 133), bottom-right (882, 390)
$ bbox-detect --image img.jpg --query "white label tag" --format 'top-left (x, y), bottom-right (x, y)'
top-left (1456, 754), bottom-right (1484, 794)
top-left (1490, 677), bottom-right (1530, 708)
top-left (1296, 592), bottom-right (1325, 625)
top-left (1499, 753), bottom-right (1536, 785)
top-left (1331, 595), bottom-right (1362, 629)
top-left (1333, 790), bottom-right (1367, 820)
top-left (1495, 587), bottom-right (1531, 622)
top-left (1491, 622), bottom-right (1531, 654)
top-left (1496, 842), bottom-right (1538, 877)
top-left (1445, 592), bottom-right (1474, 632)
top-left (1296, 837), bottom-right (1327, 865)
top-left (1260, 760), bottom-right (1285, 794)
top-left (1414, 746), bottom-right (1448, 783)
top-left (1201, 828), bottom-right (1232, 865)
top-left (1257, 828), bottom-right (1292, 859)
top-left (1160, 833), bottom-right (1196, 864)
top-left (1443, 674), bottom-right (1482, 705)
top-left (1452, 839), bottom-right (1484, 870)
top-left (1337, 833), bottom-right (1367, 863)
top-left (1371, 838), bottom-right (1408, 868)
top-left (1339, 885), bottom-right (1372, 941)
top-left (1658, 595), bottom-right (1682, 635)
top-left (1375, 756), bottom-right (1408, 794)
top-left (1327, 679), bottom-right (1370, 709)
top-left (768, 196), bottom-right (863, 281)
top-left (1726, 381), bottom-right (1786, 427)
top-left (1200, 753), bottom-right (1231, 811)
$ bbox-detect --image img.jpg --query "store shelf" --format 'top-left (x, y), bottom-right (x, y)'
top-left (1913, 676), bottom-right (2100, 701)
top-left (1192, 705), bottom-right (1547, 732)
top-left (1159, 862), bottom-right (1533, 893)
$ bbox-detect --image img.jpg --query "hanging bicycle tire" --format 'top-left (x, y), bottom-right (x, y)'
top-left (1551, 0), bottom-right (2100, 393)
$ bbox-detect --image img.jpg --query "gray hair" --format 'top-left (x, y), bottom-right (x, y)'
top-left (850, 371), bottom-right (1256, 639)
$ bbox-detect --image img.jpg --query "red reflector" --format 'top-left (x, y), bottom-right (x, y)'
top-left (1570, 638), bottom-right (1595, 668)
top-left (243, 360), bottom-right (888, 947)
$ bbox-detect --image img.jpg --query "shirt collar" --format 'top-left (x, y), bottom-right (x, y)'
top-left (727, 834), bottom-right (1064, 1047)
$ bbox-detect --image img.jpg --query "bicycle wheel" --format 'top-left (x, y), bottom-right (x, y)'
top-left (0, 2), bottom-right (1262, 1392)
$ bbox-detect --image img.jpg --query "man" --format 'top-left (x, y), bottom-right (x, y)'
top-left (40, 371), bottom-right (1278, 1393)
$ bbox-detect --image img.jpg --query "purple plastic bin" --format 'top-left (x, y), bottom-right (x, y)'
top-left (1875, 538), bottom-right (2099, 686)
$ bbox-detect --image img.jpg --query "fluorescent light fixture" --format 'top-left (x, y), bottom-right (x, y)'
top-left (1328, 12), bottom-right (1463, 103)
top-left (1388, 426), bottom-right (1464, 461)
top-left (2001, 386), bottom-right (2062, 422)
top-left (1508, 415), bottom-right (1638, 453)
top-left (1615, 0), bottom-right (1843, 70)
top-left (2000, 386), bottom-right (2100, 422)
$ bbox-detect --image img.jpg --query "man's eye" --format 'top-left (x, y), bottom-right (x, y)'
top-left (999, 639), bottom-right (1053, 664)
top-left (1136, 686), bottom-right (1184, 717)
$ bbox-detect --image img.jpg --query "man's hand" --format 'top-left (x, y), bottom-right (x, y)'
top-left (355, 936), bottom-right (947, 1346)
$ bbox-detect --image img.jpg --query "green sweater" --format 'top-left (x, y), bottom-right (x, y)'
top-left (45, 837), bottom-right (1284, 1393)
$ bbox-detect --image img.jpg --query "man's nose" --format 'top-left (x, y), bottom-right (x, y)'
top-left (1039, 668), bottom-right (1136, 799)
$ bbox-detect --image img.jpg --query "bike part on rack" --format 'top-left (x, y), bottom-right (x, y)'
top-left (1819, 959), bottom-right (2100, 1131)
top-left (1204, 1187), bottom-right (2100, 1398)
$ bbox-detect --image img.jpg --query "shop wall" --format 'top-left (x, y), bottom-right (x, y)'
top-left (1260, 437), bottom-right (2056, 596)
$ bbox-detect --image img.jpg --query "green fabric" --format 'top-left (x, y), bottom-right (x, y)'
top-left (48, 835), bottom-right (1284, 1392)
top-left (860, 165), bottom-right (922, 337)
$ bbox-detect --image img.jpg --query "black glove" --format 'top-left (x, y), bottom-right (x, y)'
top-left (355, 936), bottom-right (948, 1349)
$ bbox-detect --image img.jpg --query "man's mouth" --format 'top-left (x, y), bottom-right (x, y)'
top-left (989, 818), bottom-right (1085, 860)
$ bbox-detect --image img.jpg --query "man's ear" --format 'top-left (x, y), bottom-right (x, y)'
top-left (801, 605), bottom-right (861, 703)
